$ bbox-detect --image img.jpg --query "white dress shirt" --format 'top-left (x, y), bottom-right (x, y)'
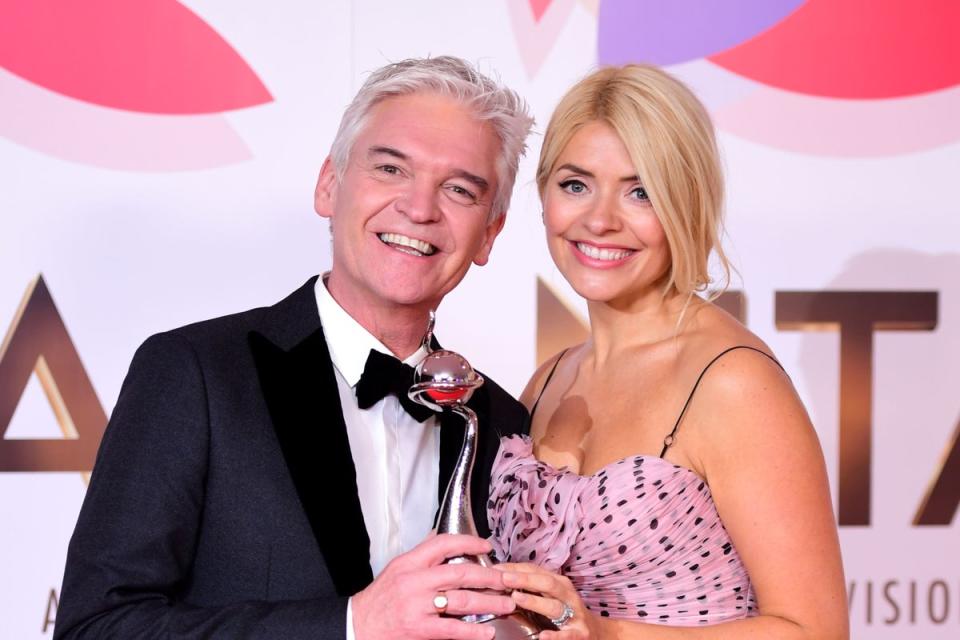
top-left (314, 276), bottom-right (440, 639)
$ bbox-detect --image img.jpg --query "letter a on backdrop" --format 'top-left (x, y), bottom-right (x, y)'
top-left (0, 275), bottom-right (106, 472)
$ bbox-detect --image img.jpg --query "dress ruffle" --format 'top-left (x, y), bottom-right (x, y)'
top-left (487, 435), bottom-right (583, 572)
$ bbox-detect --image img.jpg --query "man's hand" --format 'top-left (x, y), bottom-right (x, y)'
top-left (351, 534), bottom-right (515, 640)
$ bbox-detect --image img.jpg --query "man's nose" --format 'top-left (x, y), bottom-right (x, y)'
top-left (396, 179), bottom-right (441, 223)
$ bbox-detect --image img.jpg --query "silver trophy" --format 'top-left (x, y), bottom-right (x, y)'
top-left (408, 312), bottom-right (552, 639)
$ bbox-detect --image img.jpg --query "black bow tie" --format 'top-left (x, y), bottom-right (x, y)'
top-left (355, 349), bottom-right (436, 422)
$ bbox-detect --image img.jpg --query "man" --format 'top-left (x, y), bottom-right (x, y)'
top-left (54, 56), bottom-right (534, 640)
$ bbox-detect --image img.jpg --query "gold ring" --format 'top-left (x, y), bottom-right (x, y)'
top-left (433, 591), bottom-right (449, 615)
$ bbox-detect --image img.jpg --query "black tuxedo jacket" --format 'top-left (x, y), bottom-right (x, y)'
top-left (54, 277), bottom-right (529, 639)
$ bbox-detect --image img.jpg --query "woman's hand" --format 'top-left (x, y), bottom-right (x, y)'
top-left (497, 562), bottom-right (607, 639)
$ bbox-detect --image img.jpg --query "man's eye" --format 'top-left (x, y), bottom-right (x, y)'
top-left (559, 179), bottom-right (587, 194)
top-left (377, 164), bottom-right (401, 175)
top-left (446, 184), bottom-right (477, 203)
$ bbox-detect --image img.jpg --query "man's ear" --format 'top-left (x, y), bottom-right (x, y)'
top-left (314, 156), bottom-right (338, 219)
top-left (473, 213), bottom-right (508, 266)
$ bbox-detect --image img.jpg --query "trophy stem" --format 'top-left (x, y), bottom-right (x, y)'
top-left (437, 405), bottom-right (485, 555)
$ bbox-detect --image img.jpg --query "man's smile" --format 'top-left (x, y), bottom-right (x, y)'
top-left (378, 232), bottom-right (438, 257)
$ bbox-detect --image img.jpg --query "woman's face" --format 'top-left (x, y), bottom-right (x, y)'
top-left (542, 120), bottom-right (671, 306)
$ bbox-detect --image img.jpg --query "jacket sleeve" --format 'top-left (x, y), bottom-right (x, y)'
top-left (54, 332), bottom-right (348, 639)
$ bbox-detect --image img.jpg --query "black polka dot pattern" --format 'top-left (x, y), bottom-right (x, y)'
top-left (487, 435), bottom-right (757, 626)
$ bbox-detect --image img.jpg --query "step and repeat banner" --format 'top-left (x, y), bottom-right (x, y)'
top-left (1, 1), bottom-right (957, 637)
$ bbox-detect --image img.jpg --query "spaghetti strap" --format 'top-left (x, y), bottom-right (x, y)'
top-left (659, 346), bottom-right (783, 458)
top-left (529, 349), bottom-right (569, 421)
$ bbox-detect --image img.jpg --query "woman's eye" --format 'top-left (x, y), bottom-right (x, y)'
top-left (559, 179), bottom-right (587, 194)
top-left (631, 186), bottom-right (649, 201)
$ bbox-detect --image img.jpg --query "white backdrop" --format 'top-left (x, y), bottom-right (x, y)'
top-left (1, 1), bottom-right (957, 637)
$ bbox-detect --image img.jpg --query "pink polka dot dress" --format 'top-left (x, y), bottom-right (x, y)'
top-left (487, 347), bottom-right (775, 625)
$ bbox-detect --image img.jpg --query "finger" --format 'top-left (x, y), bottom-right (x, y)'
top-left (424, 617), bottom-right (496, 640)
top-left (441, 589), bottom-right (516, 617)
top-left (501, 568), bottom-right (563, 596)
top-left (538, 625), bottom-right (587, 640)
top-left (510, 590), bottom-right (566, 621)
top-left (409, 534), bottom-right (494, 567)
top-left (425, 562), bottom-right (508, 592)
top-left (496, 562), bottom-right (566, 580)
top-left (493, 562), bottom-right (541, 573)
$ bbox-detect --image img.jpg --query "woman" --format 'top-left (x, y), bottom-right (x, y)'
top-left (488, 65), bottom-right (848, 639)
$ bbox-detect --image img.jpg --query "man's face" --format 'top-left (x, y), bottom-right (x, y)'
top-left (315, 92), bottom-right (505, 318)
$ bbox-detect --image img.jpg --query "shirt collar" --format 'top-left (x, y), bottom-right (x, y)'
top-left (314, 273), bottom-right (430, 387)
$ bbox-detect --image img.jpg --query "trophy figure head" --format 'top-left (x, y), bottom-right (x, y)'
top-left (409, 310), bottom-right (484, 411)
top-left (409, 349), bottom-right (484, 411)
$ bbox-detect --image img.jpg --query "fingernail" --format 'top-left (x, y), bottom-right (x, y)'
top-left (501, 571), bottom-right (520, 587)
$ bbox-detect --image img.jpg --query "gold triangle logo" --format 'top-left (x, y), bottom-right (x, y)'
top-left (914, 416), bottom-right (960, 526)
top-left (0, 275), bottom-right (106, 472)
top-left (536, 277), bottom-right (589, 367)
top-left (714, 290), bottom-right (745, 323)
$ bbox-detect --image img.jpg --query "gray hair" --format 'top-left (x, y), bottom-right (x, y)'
top-left (329, 56), bottom-right (534, 222)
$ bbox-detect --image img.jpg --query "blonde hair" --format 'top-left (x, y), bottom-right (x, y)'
top-left (537, 64), bottom-right (730, 297)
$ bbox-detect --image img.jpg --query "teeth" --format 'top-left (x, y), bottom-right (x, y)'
top-left (576, 242), bottom-right (633, 261)
top-left (379, 233), bottom-right (436, 256)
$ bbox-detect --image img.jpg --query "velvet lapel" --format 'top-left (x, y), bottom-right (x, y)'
top-left (437, 383), bottom-right (499, 539)
top-left (249, 278), bottom-right (373, 596)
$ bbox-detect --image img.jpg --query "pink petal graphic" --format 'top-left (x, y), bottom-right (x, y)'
top-left (508, 0), bottom-right (576, 77)
top-left (0, 0), bottom-right (273, 114)
top-left (713, 80), bottom-right (960, 157)
top-left (0, 68), bottom-right (252, 171)
top-left (710, 0), bottom-right (960, 99)
top-left (667, 59), bottom-right (768, 113)
top-left (529, 0), bottom-right (553, 22)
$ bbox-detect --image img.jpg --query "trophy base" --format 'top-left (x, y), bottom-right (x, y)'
top-left (483, 611), bottom-right (546, 639)
top-left (445, 557), bottom-right (555, 638)
top-left (458, 609), bottom-right (554, 640)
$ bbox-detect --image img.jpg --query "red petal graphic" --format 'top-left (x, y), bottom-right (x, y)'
top-left (709, 0), bottom-right (960, 99)
top-left (0, 0), bottom-right (273, 114)
top-left (529, 0), bottom-right (553, 22)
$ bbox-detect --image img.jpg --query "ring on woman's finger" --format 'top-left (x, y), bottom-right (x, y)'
top-left (550, 601), bottom-right (575, 628)
top-left (433, 591), bottom-right (449, 615)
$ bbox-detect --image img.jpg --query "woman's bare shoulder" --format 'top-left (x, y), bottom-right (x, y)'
top-left (677, 302), bottom-right (804, 449)
top-left (683, 323), bottom-right (814, 471)
top-left (686, 305), bottom-right (792, 411)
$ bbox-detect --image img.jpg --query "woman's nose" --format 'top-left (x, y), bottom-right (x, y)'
top-left (582, 194), bottom-right (622, 235)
